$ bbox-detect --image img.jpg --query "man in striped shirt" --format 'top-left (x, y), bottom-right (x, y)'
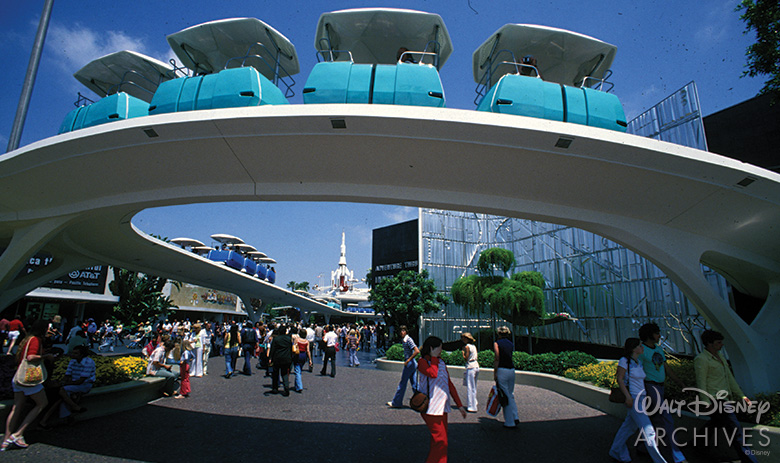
top-left (39, 345), bottom-right (93, 427)
top-left (387, 326), bottom-right (420, 408)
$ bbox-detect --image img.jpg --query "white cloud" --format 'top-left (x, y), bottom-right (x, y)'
top-left (42, 22), bottom-right (177, 96)
top-left (383, 206), bottom-right (418, 224)
top-left (46, 22), bottom-right (149, 73)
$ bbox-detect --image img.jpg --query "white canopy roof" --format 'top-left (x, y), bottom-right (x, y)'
top-left (210, 233), bottom-right (244, 245)
top-left (167, 17), bottom-right (300, 80)
top-left (472, 24), bottom-right (617, 87)
top-left (170, 237), bottom-right (206, 247)
top-left (315, 8), bottom-right (453, 67)
top-left (74, 50), bottom-right (174, 102)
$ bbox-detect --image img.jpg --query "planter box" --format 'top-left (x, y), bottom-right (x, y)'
top-left (0, 376), bottom-right (165, 431)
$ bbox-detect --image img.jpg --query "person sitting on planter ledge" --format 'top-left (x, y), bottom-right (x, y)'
top-left (147, 339), bottom-right (179, 397)
top-left (38, 345), bottom-right (93, 428)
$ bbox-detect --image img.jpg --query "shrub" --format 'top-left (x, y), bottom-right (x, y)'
top-left (440, 350), bottom-right (465, 366)
top-left (477, 349), bottom-right (495, 368)
top-left (664, 357), bottom-right (697, 404)
top-left (558, 351), bottom-right (598, 370)
top-left (519, 352), bottom-right (563, 375)
top-left (385, 343), bottom-right (404, 361)
top-left (512, 351), bottom-right (531, 369)
top-left (51, 355), bottom-right (147, 387)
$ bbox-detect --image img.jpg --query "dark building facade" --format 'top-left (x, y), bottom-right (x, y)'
top-left (371, 219), bottom-right (419, 285)
top-left (704, 93), bottom-right (780, 173)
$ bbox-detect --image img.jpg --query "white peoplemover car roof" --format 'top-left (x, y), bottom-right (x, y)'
top-left (472, 24), bottom-right (617, 87)
top-left (170, 237), bottom-right (206, 247)
top-left (167, 17), bottom-right (300, 80)
top-left (74, 50), bottom-right (174, 102)
top-left (314, 8), bottom-right (453, 67)
top-left (210, 234), bottom-right (244, 245)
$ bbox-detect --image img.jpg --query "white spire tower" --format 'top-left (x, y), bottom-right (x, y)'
top-left (331, 230), bottom-right (354, 292)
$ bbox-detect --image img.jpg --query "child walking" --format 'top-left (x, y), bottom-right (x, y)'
top-left (176, 340), bottom-right (193, 398)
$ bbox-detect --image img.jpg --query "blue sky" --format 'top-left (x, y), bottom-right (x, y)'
top-left (1, 0), bottom-right (765, 287)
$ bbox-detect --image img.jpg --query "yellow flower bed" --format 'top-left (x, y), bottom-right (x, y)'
top-left (51, 355), bottom-right (147, 387)
top-left (564, 360), bottom-right (618, 388)
top-left (564, 357), bottom-right (698, 402)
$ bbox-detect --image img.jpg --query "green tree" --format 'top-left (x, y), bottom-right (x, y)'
top-left (737, 0), bottom-right (780, 99)
top-left (287, 281), bottom-right (298, 291)
top-left (451, 247), bottom-right (551, 328)
top-left (366, 269), bottom-right (373, 289)
top-left (296, 281), bottom-right (310, 292)
top-left (369, 270), bottom-right (448, 338)
top-left (109, 268), bottom-right (179, 324)
top-left (477, 247), bottom-right (515, 275)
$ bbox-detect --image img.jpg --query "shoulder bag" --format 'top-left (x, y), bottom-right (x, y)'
top-left (409, 365), bottom-right (432, 413)
top-left (14, 338), bottom-right (47, 387)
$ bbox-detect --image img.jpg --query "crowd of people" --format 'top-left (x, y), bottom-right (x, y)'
top-left (133, 319), bottom-right (390, 399)
top-left (0, 314), bottom-right (765, 462)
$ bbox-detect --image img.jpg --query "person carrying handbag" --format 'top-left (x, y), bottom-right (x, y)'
top-left (3, 320), bottom-right (55, 451)
top-left (417, 336), bottom-right (467, 463)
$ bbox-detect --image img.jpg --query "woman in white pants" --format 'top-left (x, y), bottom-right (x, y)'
top-left (608, 338), bottom-right (668, 463)
top-left (189, 323), bottom-right (203, 377)
top-left (493, 326), bottom-right (519, 428)
top-left (461, 332), bottom-right (479, 413)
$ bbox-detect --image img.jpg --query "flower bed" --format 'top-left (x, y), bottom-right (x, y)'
top-left (51, 355), bottom-right (147, 387)
top-left (564, 358), bottom-right (780, 427)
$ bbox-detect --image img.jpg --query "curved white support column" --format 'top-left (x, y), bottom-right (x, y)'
top-left (0, 215), bottom-right (78, 295)
top-left (0, 252), bottom-right (95, 310)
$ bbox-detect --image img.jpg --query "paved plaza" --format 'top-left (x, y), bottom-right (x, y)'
top-left (1, 349), bottom-right (728, 462)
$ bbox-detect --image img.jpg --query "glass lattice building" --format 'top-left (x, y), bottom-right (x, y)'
top-left (418, 208), bottom-right (728, 356)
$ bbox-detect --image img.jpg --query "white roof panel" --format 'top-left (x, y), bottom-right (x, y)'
top-left (73, 50), bottom-right (174, 102)
top-left (473, 24), bottom-right (617, 87)
top-left (315, 8), bottom-right (453, 67)
top-left (167, 17), bottom-right (299, 80)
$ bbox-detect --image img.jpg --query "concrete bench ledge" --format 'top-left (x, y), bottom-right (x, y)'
top-left (1, 376), bottom-right (165, 430)
top-left (376, 358), bottom-right (780, 456)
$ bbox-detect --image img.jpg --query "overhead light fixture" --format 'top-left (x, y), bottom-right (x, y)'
top-left (143, 128), bottom-right (158, 138)
top-left (331, 119), bottom-right (346, 129)
top-left (555, 137), bottom-right (573, 149)
top-left (736, 176), bottom-right (756, 188)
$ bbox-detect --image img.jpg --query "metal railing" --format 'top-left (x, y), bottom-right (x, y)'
top-left (72, 92), bottom-right (95, 107)
top-left (224, 42), bottom-right (296, 98)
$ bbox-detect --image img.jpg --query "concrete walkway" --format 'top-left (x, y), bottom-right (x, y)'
top-left (0, 349), bottom-right (725, 462)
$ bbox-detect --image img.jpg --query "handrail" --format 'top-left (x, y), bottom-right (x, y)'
top-left (398, 51), bottom-right (438, 66)
top-left (72, 92), bottom-right (95, 107)
top-left (224, 42), bottom-right (296, 98)
top-left (168, 58), bottom-right (190, 78)
top-left (579, 69), bottom-right (615, 93)
top-left (474, 48), bottom-right (520, 105)
top-left (421, 40), bottom-right (441, 69)
top-left (315, 48), bottom-right (354, 63)
top-left (316, 37), bottom-right (358, 63)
